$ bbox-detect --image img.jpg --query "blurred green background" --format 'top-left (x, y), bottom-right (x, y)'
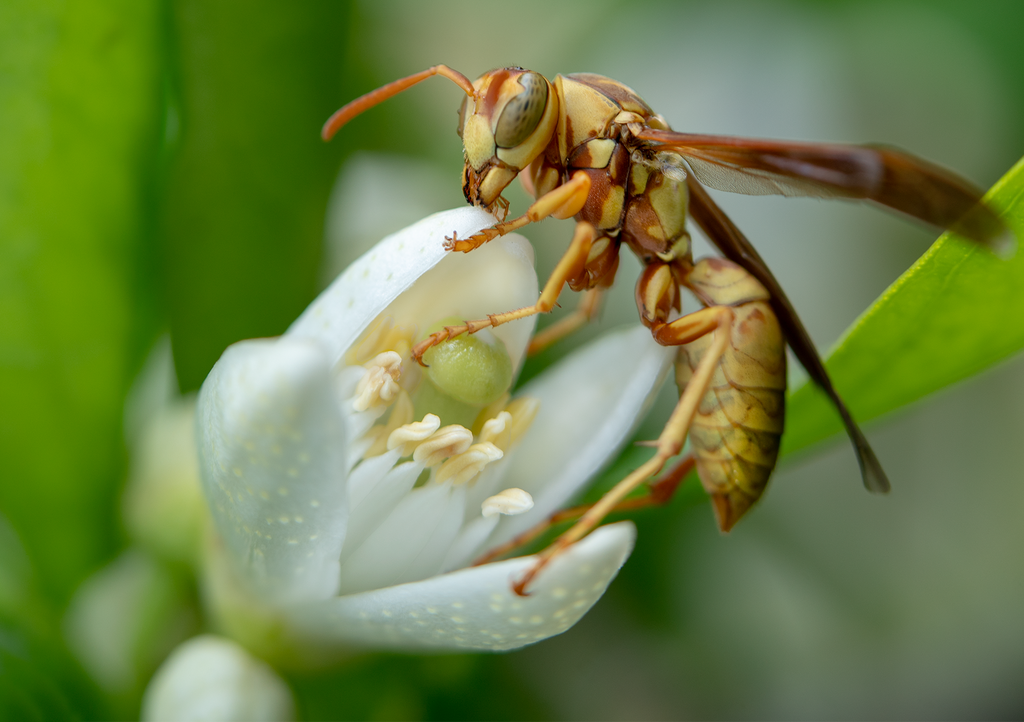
top-left (2, 0), bottom-right (1023, 718)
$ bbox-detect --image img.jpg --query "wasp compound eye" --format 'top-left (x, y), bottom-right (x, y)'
top-left (494, 72), bottom-right (548, 149)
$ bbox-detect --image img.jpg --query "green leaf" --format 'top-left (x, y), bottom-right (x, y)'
top-left (161, 1), bottom-right (353, 391)
top-left (0, 0), bottom-right (165, 600)
top-left (0, 615), bottom-right (106, 722)
top-left (783, 156), bottom-right (1024, 455)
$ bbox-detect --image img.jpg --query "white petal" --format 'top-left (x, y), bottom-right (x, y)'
top-left (494, 326), bottom-right (674, 545)
top-left (339, 458), bottom-right (422, 559)
top-left (142, 635), bottom-right (294, 722)
top-left (462, 455), bottom-right (514, 524)
top-left (336, 482), bottom-right (466, 595)
top-left (440, 515), bottom-right (499, 573)
top-left (284, 522), bottom-right (635, 652)
top-left (197, 338), bottom-right (348, 604)
top-left (287, 206), bottom-right (537, 370)
top-left (346, 448), bottom-right (402, 509)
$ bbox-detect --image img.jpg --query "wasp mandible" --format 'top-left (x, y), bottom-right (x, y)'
top-left (323, 65), bottom-right (1009, 593)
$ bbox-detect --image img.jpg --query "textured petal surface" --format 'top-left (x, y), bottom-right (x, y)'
top-left (287, 207), bottom-right (537, 369)
top-left (494, 326), bottom-right (674, 543)
top-left (142, 635), bottom-right (294, 722)
top-left (283, 522), bottom-right (635, 651)
top-left (197, 338), bottom-right (348, 604)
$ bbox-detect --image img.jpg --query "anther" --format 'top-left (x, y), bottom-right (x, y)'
top-left (363, 390), bottom-right (414, 458)
top-left (481, 488), bottom-right (534, 517)
top-left (472, 392), bottom-right (511, 435)
top-left (352, 351), bottom-right (403, 412)
top-left (436, 443), bottom-right (504, 486)
top-left (504, 397), bottom-right (540, 445)
top-left (413, 425), bottom-right (474, 467)
top-left (478, 411), bottom-right (512, 451)
top-left (387, 414), bottom-right (441, 457)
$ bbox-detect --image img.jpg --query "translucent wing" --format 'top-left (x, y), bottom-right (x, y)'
top-left (637, 128), bottom-right (1012, 254)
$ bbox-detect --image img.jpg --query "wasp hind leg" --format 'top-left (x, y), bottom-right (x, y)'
top-left (511, 304), bottom-right (735, 596)
top-left (472, 454), bottom-right (696, 568)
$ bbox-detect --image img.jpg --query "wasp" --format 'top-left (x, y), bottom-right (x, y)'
top-left (323, 65), bottom-right (1008, 593)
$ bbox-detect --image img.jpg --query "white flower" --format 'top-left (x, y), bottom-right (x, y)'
top-left (196, 207), bottom-right (674, 654)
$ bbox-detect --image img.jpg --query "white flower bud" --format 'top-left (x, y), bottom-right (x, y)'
top-left (142, 636), bottom-right (294, 722)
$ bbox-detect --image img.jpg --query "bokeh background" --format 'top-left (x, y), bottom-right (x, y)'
top-left (2, 0), bottom-right (1023, 719)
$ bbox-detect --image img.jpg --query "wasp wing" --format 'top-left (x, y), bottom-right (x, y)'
top-left (686, 176), bottom-right (890, 494)
top-left (637, 129), bottom-right (1012, 254)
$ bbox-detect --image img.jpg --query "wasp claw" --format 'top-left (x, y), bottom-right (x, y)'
top-left (511, 573), bottom-right (534, 598)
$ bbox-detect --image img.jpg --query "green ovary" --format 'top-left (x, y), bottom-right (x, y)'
top-left (413, 319), bottom-right (514, 428)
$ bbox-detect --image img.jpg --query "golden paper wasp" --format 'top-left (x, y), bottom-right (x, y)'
top-left (323, 65), bottom-right (1009, 593)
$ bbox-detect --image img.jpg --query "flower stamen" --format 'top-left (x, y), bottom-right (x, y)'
top-left (387, 414), bottom-right (442, 456)
top-left (363, 391), bottom-right (414, 458)
top-left (436, 443), bottom-right (504, 486)
top-left (481, 487), bottom-right (534, 517)
top-left (478, 411), bottom-right (512, 452)
top-left (413, 425), bottom-right (474, 467)
top-left (352, 351), bottom-right (403, 412)
top-left (504, 397), bottom-right (540, 445)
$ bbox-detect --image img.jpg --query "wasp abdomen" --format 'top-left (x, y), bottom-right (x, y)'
top-left (677, 260), bottom-right (787, 532)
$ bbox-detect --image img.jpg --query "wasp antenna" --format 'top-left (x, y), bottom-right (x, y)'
top-left (322, 64), bottom-right (476, 141)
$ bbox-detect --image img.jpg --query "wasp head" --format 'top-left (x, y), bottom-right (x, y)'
top-left (457, 68), bottom-right (558, 210)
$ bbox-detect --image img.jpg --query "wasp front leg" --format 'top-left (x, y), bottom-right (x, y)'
top-left (413, 222), bottom-right (610, 363)
top-left (445, 171), bottom-right (592, 253)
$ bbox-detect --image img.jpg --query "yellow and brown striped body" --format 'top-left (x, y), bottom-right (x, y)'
top-left (525, 74), bottom-right (690, 290)
top-left (675, 258), bottom-right (787, 531)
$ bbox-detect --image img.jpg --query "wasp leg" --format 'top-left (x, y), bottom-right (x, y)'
top-left (512, 305), bottom-right (734, 596)
top-left (472, 455), bottom-right (695, 567)
top-left (445, 171), bottom-right (592, 252)
top-left (527, 288), bottom-right (605, 355)
top-left (412, 223), bottom-right (597, 363)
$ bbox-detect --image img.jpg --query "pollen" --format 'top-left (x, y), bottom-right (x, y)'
top-left (413, 425), bottom-right (474, 467)
top-left (387, 413), bottom-right (442, 456)
top-left (481, 487), bottom-right (534, 517)
top-left (352, 351), bottom-right (403, 412)
top-left (436, 442), bottom-right (504, 485)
